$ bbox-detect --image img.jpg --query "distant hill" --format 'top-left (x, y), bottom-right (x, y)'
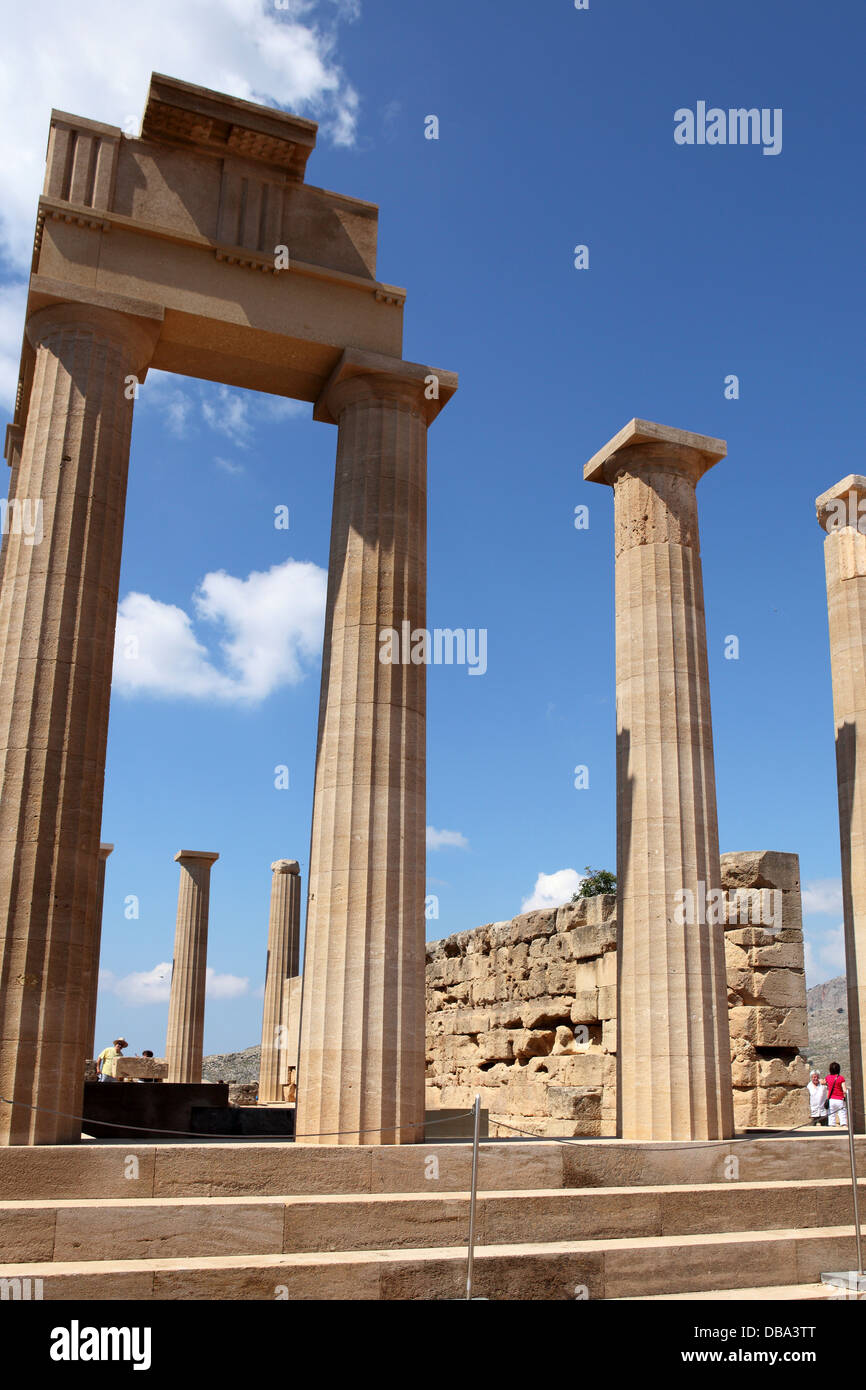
top-left (804, 976), bottom-right (849, 1078)
top-left (202, 1043), bottom-right (260, 1084)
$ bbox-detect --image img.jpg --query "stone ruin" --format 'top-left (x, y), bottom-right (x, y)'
top-left (425, 851), bottom-right (809, 1137)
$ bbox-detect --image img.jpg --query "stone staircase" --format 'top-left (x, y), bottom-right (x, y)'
top-left (0, 1134), bottom-right (862, 1300)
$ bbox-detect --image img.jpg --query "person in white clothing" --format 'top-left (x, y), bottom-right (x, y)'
top-left (807, 1071), bottom-right (828, 1126)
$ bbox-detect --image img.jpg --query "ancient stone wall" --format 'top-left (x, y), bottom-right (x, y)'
top-left (425, 851), bottom-right (810, 1136)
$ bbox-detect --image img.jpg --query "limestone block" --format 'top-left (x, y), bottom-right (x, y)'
top-left (441, 1036), bottom-right (479, 1063)
top-left (729, 968), bottom-right (806, 1010)
top-left (541, 1053), bottom-right (604, 1085)
top-left (487, 1002), bottom-right (523, 1029)
top-left (598, 985), bottom-right (617, 1019)
top-left (733, 1088), bottom-right (757, 1129)
top-left (755, 1085), bottom-right (809, 1128)
top-left (486, 920), bottom-right (515, 950)
top-left (731, 1059), bottom-right (757, 1088)
top-left (546, 1085), bottom-right (603, 1120)
top-left (546, 933), bottom-right (574, 964)
top-left (470, 975), bottom-right (499, 1005)
top-left (602, 1018), bottom-right (617, 1053)
top-left (575, 960), bottom-right (599, 992)
top-left (747, 943), bottom-right (805, 970)
top-left (728, 1005), bottom-right (808, 1049)
top-left (570, 921), bottom-right (618, 961)
top-left (724, 938), bottom-right (749, 971)
top-left (603, 1054), bottom-right (617, 1090)
top-left (476, 1030), bottom-right (514, 1063)
top-left (546, 961), bottom-right (575, 995)
top-left (725, 928), bottom-right (778, 949)
top-left (598, 951), bottom-right (617, 987)
top-left (514, 1029), bottom-right (555, 1060)
top-left (570, 990), bottom-right (600, 1024)
top-left (519, 998), bottom-right (573, 1029)
top-left (553, 898), bottom-right (589, 932)
top-left (721, 850), bottom-right (800, 895)
top-left (756, 1054), bottom-right (811, 1089)
top-left (552, 1025), bottom-right (578, 1055)
top-left (451, 1009), bottom-right (490, 1035)
top-left (585, 894), bottom-right (617, 925)
top-left (510, 909), bottom-right (557, 943)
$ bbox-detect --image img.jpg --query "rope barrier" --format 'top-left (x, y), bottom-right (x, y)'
top-left (0, 1093), bottom-right (475, 1143)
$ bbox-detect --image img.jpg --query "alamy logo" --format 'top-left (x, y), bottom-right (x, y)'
top-left (49, 1320), bottom-right (151, 1371)
top-left (0, 498), bottom-right (43, 545)
top-left (379, 623), bottom-right (487, 676)
top-left (0, 1276), bottom-right (43, 1300)
top-left (674, 103), bottom-right (782, 156)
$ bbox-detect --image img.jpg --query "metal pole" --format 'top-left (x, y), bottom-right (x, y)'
top-left (465, 1094), bottom-right (481, 1300)
top-left (845, 1085), bottom-right (864, 1276)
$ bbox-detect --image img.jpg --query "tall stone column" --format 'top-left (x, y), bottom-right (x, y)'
top-left (297, 349), bottom-right (456, 1145)
top-left (0, 302), bottom-right (160, 1145)
top-left (585, 420), bottom-right (734, 1140)
top-left (816, 475), bottom-right (866, 1131)
top-left (165, 851), bottom-right (219, 1084)
top-left (83, 843), bottom-right (114, 1062)
top-left (259, 859), bottom-right (301, 1103)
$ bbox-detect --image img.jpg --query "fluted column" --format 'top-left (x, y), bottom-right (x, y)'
top-left (297, 349), bottom-right (456, 1145)
top-left (586, 420), bottom-right (734, 1140)
top-left (83, 843), bottom-right (114, 1063)
top-left (165, 851), bottom-right (219, 1084)
top-left (0, 302), bottom-right (159, 1145)
top-left (259, 859), bottom-right (301, 1103)
top-left (816, 475), bottom-right (866, 1131)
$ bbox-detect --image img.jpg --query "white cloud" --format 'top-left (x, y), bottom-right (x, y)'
top-left (113, 557), bottom-right (327, 703)
top-left (214, 455), bottom-right (246, 476)
top-left (521, 868), bottom-right (584, 913)
top-left (0, 281), bottom-right (27, 410)
top-left (802, 878), bottom-right (843, 916)
top-left (137, 374), bottom-right (309, 448)
top-left (804, 922), bottom-right (846, 986)
top-left (100, 962), bottom-right (172, 1006)
top-left (99, 961), bottom-right (249, 1004)
top-left (206, 967), bottom-right (249, 999)
top-left (426, 826), bottom-right (469, 851)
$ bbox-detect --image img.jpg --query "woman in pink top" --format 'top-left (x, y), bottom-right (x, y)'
top-left (825, 1062), bottom-right (848, 1127)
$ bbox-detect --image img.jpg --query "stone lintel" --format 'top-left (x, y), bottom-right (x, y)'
top-left (584, 418), bottom-right (727, 485)
top-left (815, 475), bottom-right (866, 529)
top-left (142, 73), bottom-right (318, 180)
top-left (313, 347), bottom-right (458, 427)
top-left (49, 109), bottom-right (123, 141)
top-left (174, 850), bottom-right (220, 864)
top-left (272, 859), bottom-right (300, 875)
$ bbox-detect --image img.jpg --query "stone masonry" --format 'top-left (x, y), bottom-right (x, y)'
top-left (425, 852), bottom-right (809, 1137)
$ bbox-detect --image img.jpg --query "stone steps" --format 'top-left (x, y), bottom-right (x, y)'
top-left (0, 1133), bottom-right (860, 1200)
top-left (2, 1178), bottom-right (863, 1264)
top-left (0, 1226), bottom-right (858, 1300)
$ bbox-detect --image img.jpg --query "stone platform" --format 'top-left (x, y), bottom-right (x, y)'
top-left (0, 1133), bottom-right (863, 1300)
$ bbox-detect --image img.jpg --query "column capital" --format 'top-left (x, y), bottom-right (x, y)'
top-left (98, 843), bottom-right (114, 861)
top-left (313, 348), bottom-right (457, 427)
top-left (174, 850), bottom-right (219, 865)
top-left (271, 859), bottom-right (300, 874)
top-left (25, 301), bottom-right (162, 376)
top-left (584, 418), bottom-right (726, 487)
top-left (816, 475), bottom-right (866, 533)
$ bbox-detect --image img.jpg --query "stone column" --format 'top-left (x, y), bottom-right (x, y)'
top-left (165, 851), bottom-right (219, 1084)
top-left (297, 349), bottom-right (456, 1145)
top-left (585, 420), bottom-right (734, 1140)
top-left (259, 859), bottom-right (301, 1103)
top-left (0, 302), bottom-right (160, 1146)
top-left (83, 843), bottom-right (114, 1062)
top-left (816, 475), bottom-right (866, 1131)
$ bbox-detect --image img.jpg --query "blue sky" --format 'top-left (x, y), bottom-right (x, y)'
top-left (1, 0), bottom-right (862, 1053)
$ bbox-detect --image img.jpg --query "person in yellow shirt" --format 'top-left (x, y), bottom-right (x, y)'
top-left (96, 1038), bottom-right (128, 1082)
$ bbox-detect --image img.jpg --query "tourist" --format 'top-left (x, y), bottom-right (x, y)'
top-left (825, 1062), bottom-right (848, 1127)
top-left (96, 1038), bottom-right (127, 1082)
top-left (807, 1070), bottom-right (828, 1126)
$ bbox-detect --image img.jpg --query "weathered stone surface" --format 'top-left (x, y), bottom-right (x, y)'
top-left (426, 853), bottom-right (808, 1137)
